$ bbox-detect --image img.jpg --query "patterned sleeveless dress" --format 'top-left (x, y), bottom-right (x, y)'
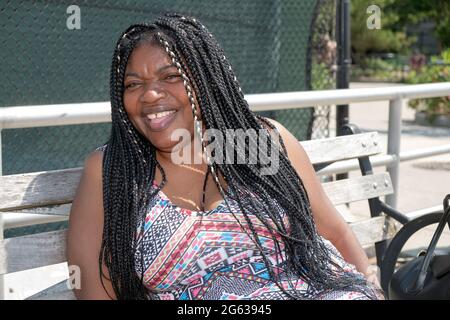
top-left (133, 180), bottom-right (376, 300)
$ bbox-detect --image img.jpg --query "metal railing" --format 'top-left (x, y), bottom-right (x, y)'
top-left (1, 81), bottom-right (450, 225)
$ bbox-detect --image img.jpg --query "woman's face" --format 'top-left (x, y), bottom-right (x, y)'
top-left (123, 42), bottom-right (197, 154)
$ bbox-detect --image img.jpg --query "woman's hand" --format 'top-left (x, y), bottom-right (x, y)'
top-left (364, 265), bottom-right (382, 289)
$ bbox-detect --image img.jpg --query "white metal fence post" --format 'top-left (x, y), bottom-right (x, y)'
top-left (386, 97), bottom-right (403, 209)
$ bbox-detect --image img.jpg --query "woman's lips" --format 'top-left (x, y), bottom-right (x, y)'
top-left (145, 111), bottom-right (178, 131)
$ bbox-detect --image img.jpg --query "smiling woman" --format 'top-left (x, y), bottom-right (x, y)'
top-left (123, 41), bottom-right (193, 135)
top-left (122, 37), bottom-right (195, 148)
top-left (67, 13), bottom-right (383, 300)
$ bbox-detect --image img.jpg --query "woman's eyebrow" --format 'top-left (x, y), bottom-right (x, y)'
top-left (158, 64), bottom-right (177, 73)
top-left (124, 71), bottom-right (140, 78)
top-left (125, 64), bottom-right (177, 78)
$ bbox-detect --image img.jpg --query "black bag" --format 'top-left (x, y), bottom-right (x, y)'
top-left (382, 194), bottom-right (450, 300)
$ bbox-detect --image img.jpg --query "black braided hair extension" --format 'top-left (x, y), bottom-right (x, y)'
top-left (100, 13), bottom-right (383, 300)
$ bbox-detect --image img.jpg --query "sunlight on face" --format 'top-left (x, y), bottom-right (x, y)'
top-left (123, 43), bottom-right (197, 154)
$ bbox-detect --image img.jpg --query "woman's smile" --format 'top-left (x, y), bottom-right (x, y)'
top-left (144, 109), bottom-right (178, 131)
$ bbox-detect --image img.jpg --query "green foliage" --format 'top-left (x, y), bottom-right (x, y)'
top-left (364, 58), bottom-right (395, 71)
top-left (311, 62), bottom-right (335, 90)
top-left (384, 0), bottom-right (450, 48)
top-left (351, 57), bottom-right (407, 82)
top-left (405, 65), bottom-right (450, 85)
top-left (443, 49), bottom-right (450, 64)
top-left (431, 49), bottom-right (450, 64)
top-left (405, 62), bottom-right (450, 118)
top-left (351, 0), bottom-right (414, 57)
top-left (352, 0), bottom-right (449, 58)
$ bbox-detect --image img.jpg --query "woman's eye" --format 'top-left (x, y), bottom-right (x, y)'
top-left (125, 83), bottom-right (140, 89)
top-left (165, 74), bottom-right (181, 81)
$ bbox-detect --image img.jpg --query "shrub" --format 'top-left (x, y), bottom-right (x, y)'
top-left (405, 64), bottom-right (450, 120)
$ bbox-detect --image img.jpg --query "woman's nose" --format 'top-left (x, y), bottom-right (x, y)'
top-left (140, 82), bottom-right (166, 103)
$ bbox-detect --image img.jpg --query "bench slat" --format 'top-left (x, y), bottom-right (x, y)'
top-left (2, 204), bottom-right (71, 230)
top-left (350, 216), bottom-right (397, 247)
top-left (323, 173), bottom-right (393, 206)
top-left (26, 279), bottom-right (76, 300)
top-left (1, 172), bottom-right (393, 216)
top-left (0, 168), bottom-right (82, 212)
top-left (0, 213), bottom-right (5, 275)
top-left (301, 132), bottom-right (381, 165)
top-left (5, 204), bottom-right (72, 216)
top-left (2, 230), bottom-right (67, 274)
top-left (3, 212), bottom-right (68, 230)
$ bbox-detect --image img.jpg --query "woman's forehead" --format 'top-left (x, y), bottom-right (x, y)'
top-left (125, 43), bottom-right (172, 72)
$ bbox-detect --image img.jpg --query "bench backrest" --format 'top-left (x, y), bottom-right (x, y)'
top-left (0, 131), bottom-right (396, 299)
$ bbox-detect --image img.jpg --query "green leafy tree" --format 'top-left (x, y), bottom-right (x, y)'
top-left (385, 0), bottom-right (450, 48)
top-left (351, 0), bottom-right (414, 60)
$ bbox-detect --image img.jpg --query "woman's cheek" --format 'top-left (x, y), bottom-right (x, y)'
top-left (122, 99), bottom-right (144, 135)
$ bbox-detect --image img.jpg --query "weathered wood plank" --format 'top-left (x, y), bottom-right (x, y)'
top-left (0, 214), bottom-right (4, 270)
top-left (2, 230), bottom-right (67, 274)
top-left (3, 212), bottom-right (68, 230)
top-left (5, 204), bottom-right (72, 216)
top-left (0, 213), bottom-right (5, 288)
top-left (351, 216), bottom-right (397, 247)
top-left (0, 168), bottom-right (82, 212)
top-left (301, 132), bottom-right (381, 165)
top-left (323, 173), bottom-right (394, 206)
top-left (26, 279), bottom-right (76, 300)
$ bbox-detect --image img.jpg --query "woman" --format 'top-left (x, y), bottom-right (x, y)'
top-left (67, 13), bottom-right (382, 300)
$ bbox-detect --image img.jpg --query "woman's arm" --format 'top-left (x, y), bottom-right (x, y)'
top-left (67, 150), bottom-right (117, 299)
top-left (265, 119), bottom-right (372, 278)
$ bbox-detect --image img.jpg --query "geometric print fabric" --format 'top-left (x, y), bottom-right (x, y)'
top-left (134, 181), bottom-right (374, 300)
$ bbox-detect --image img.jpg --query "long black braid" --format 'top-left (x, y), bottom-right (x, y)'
top-left (100, 13), bottom-right (382, 300)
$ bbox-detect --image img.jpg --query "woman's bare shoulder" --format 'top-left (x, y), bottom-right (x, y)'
top-left (263, 117), bottom-right (288, 137)
top-left (69, 148), bottom-right (104, 227)
top-left (68, 148), bottom-right (105, 248)
top-left (262, 117), bottom-right (314, 169)
top-left (263, 118), bottom-right (302, 150)
top-left (71, 149), bottom-right (104, 219)
top-left (83, 149), bottom-right (104, 177)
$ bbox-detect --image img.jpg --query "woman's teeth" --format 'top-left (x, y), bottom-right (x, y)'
top-left (146, 110), bottom-right (176, 120)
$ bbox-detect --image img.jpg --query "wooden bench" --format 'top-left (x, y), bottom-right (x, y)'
top-left (0, 128), bottom-right (399, 300)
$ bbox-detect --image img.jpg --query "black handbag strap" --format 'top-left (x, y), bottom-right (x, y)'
top-left (380, 194), bottom-right (450, 294)
top-left (410, 195), bottom-right (450, 293)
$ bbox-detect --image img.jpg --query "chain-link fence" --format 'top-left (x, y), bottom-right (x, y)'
top-left (310, 0), bottom-right (338, 139)
top-left (0, 0), bottom-right (336, 175)
top-left (271, 0), bottom-right (338, 141)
